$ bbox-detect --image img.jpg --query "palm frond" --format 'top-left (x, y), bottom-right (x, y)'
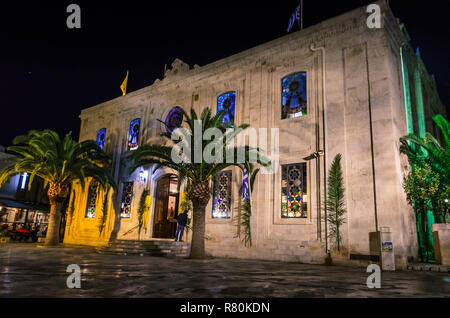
top-left (2, 129), bottom-right (117, 201)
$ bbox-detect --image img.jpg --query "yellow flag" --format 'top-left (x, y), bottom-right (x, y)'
top-left (120, 71), bottom-right (128, 96)
top-left (142, 195), bottom-right (152, 231)
top-left (179, 192), bottom-right (187, 213)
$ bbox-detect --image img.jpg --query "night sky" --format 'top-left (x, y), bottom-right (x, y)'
top-left (1, 0), bottom-right (449, 147)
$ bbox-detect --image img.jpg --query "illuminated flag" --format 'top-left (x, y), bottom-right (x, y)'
top-left (287, 3), bottom-right (301, 33)
top-left (242, 168), bottom-right (249, 201)
top-left (142, 194), bottom-right (152, 231)
top-left (120, 70), bottom-right (129, 96)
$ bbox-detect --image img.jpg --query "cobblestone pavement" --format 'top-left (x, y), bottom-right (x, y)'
top-left (0, 244), bottom-right (449, 298)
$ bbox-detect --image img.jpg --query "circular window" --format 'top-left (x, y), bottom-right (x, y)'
top-left (165, 107), bottom-right (184, 133)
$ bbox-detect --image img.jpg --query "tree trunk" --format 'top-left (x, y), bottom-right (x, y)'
top-left (189, 200), bottom-right (207, 259)
top-left (107, 188), bottom-right (121, 241)
top-left (110, 209), bottom-right (121, 241)
top-left (419, 201), bottom-right (432, 262)
top-left (336, 223), bottom-right (340, 252)
top-left (44, 202), bottom-right (63, 246)
top-left (188, 180), bottom-right (211, 259)
top-left (431, 200), bottom-right (443, 224)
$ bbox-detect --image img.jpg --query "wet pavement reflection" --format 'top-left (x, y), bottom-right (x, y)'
top-left (0, 244), bottom-right (449, 298)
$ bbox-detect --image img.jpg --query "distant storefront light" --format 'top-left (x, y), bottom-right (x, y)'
top-left (20, 172), bottom-right (29, 190)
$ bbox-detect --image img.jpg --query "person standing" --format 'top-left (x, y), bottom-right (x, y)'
top-left (175, 210), bottom-right (187, 242)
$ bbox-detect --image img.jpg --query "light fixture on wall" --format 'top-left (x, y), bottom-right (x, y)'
top-left (139, 169), bottom-right (148, 183)
top-left (303, 150), bottom-right (324, 161)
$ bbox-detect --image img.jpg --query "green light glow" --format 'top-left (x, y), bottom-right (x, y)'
top-left (401, 46), bottom-right (435, 262)
top-left (414, 68), bottom-right (426, 138)
top-left (400, 46), bottom-right (414, 135)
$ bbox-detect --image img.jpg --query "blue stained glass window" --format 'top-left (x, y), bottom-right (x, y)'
top-left (128, 119), bottom-right (141, 151)
top-left (282, 72), bottom-right (307, 119)
top-left (120, 182), bottom-right (134, 218)
top-left (97, 128), bottom-right (106, 150)
top-left (217, 92), bottom-right (236, 125)
top-left (85, 182), bottom-right (98, 218)
top-left (212, 171), bottom-right (232, 219)
top-left (281, 163), bottom-right (307, 218)
top-left (165, 107), bottom-right (184, 134)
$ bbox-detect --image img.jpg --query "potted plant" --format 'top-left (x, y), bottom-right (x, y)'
top-left (0, 224), bottom-right (11, 243)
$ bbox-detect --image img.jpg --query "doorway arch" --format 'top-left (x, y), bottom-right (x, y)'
top-left (153, 174), bottom-right (179, 239)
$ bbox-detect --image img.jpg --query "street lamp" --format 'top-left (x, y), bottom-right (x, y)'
top-left (303, 150), bottom-right (328, 254)
top-left (303, 150), bottom-right (324, 161)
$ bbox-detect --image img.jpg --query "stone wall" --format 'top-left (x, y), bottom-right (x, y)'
top-left (64, 1), bottom-right (444, 268)
top-left (433, 224), bottom-right (450, 266)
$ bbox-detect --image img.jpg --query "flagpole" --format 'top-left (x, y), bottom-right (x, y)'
top-left (301, 0), bottom-right (304, 30)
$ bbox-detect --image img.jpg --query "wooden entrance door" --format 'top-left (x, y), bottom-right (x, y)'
top-left (153, 175), bottom-right (179, 238)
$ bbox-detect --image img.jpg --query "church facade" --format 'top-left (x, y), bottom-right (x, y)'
top-left (63, 1), bottom-right (446, 269)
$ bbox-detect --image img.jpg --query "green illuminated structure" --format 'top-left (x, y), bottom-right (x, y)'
top-left (399, 24), bottom-right (448, 262)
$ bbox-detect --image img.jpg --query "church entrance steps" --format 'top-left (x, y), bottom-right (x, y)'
top-left (96, 239), bottom-right (190, 258)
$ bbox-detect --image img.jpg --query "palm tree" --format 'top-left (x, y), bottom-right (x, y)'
top-left (0, 130), bottom-right (117, 246)
top-left (326, 154), bottom-right (346, 252)
top-left (400, 115), bottom-right (450, 185)
top-left (128, 107), bottom-right (269, 259)
top-left (400, 114), bottom-right (450, 223)
top-left (239, 162), bottom-right (261, 248)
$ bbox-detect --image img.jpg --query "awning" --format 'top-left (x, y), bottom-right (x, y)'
top-left (0, 198), bottom-right (50, 212)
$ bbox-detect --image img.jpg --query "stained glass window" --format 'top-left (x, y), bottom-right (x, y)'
top-left (282, 72), bottom-right (307, 119)
top-left (120, 182), bottom-right (134, 218)
top-left (212, 171), bottom-right (232, 219)
top-left (281, 163), bottom-right (307, 218)
top-left (217, 92), bottom-right (236, 125)
top-left (97, 128), bottom-right (106, 150)
top-left (128, 119), bottom-right (141, 151)
top-left (85, 182), bottom-right (98, 218)
top-left (165, 107), bottom-right (184, 134)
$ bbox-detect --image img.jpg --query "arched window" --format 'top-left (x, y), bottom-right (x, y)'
top-left (281, 163), bottom-right (307, 218)
top-left (128, 118), bottom-right (141, 151)
top-left (282, 72), bottom-right (307, 119)
top-left (217, 91), bottom-right (236, 125)
top-left (120, 182), bottom-right (134, 218)
top-left (85, 182), bottom-right (98, 218)
top-left (96, 128), bottom-right (106, 150)
top-left (212, 171), bottom-right (232, 219)
top-left (165, 107), bottom-right (184, 134)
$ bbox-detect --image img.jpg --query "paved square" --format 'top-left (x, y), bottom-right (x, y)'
top-left (0, 244), bottom-right (449, 298)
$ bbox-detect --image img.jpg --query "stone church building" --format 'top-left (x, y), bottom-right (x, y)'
top-left (63, 1), bottom-right (446, 269)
